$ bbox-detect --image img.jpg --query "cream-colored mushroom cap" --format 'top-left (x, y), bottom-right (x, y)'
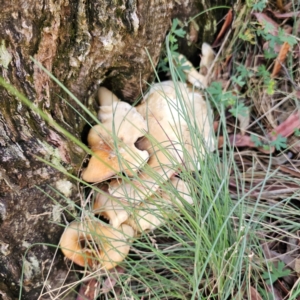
top-left (109, 80), bottom-right (215, 201)
top-left (200, 43), bottom-right (216, 70)
top-left (97, 87), bottom-right (119, 107)
top-left (82, 101), bottom-right (149, 183)
top-left (60, 220), bottom-right (134, 270)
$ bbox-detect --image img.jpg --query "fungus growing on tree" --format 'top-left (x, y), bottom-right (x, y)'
top-left (108, 80), bottom-right (215, 201)
top-left (61, 46), bottom-right (216, 272)
top-left (82, 94), bottom-right (149, 182)
top-left (60, 220), bottom-right (134, 270)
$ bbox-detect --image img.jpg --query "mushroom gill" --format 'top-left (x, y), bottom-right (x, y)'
top-left (60, 220), bottom-right (134, 270)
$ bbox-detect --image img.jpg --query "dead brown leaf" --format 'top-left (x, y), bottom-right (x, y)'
top-left (273, 111), bottom-right (300, 138)
top-left (102, 267), bottom-right (125, 293)
top-left (76, 278), bottom-right (99, 300)
top-left (271, 42), bottom-right (290, 78)
top-left (212, 9), bottom-right (233, 47)
top-left (276, 0), bottom-right (285, 12)
top-left (250, 286), bottom-right (263, 300)
top-left (238, 108), bottom-right (250, 135)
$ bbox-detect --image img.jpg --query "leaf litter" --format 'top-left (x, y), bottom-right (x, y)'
top-left (212, 0), bottom-right (300, 298)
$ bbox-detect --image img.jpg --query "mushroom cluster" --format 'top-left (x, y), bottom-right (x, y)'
top-left (60, 45), bottom-right (216, 271)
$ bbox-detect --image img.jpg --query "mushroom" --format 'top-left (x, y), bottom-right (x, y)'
top-left (93, 184), bottom-right (132, 228)
top-left (200, 43), bottom-right (216, 71)
top-left (125, 176), bottom-right (193, 232)
top-left (97, 87), bottom-right (119, 107)
top-left (60, 220), bottom-right (134, 270)
top-left (108, 80), bottom-right (215, 201)
top-left (82, 93), bottom-right (149, 182)
top-left (176, 54), bottom-right (208, 88)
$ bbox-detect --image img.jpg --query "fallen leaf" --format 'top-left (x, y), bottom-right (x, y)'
top-left (77, 278), bottom-right (99, 300)
top-left (212, 9), bottom-right (233, 47)
top-left (188, 20), bottom-right (199, 44)
top-left (268, 10), bottom-right (300, 19)
top-left (273, 111), bottom-right (300, 138)
top-left (250, 286), bottom-right (263, 300)
top-left (271, 42), bottom-right (290, 78)
top-left (229, 134), bottom-right (256, 147)
top-left (217, 136), bottom-right (224, 148)
top-left (295, 259), bottom-right (300, 274)
top-left (276, 0), bottom-right (285, 12)
top-left (253, 13), bottom-right (279, 36)
top-left (102, 267), bottom-right (125, 294)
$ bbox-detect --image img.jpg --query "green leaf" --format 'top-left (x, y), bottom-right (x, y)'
top-left (170, 43), bottom-right (179, 52)
top-left (266, 79), bottom-right (276, 95)
top-left (250, 134), bottom-right (263, 147)
top-left (278, 28), bottom-right (297, 46)
top-left (170, 18), bottom-right (186, 38)
top-left (262, 261), bottom-right (291, 285)
top-left (270, 134), bottom-right (287, 151)
top-left (252, 0), bottom-right (267, 11)
top-left (229, 102), bottom-right (248, 118)
top-left (294, 128), bottom-right (300, 137)
top-left (169, 34), bottom-right (178, 45)
top-left (207, 81), bottom-right (223, 96)
top-left (174, 27), bottom-right (186, 38)
top-left (207, 82), bottom-right (223, 103)
top-left (236, 65), bottom-right (250, 78)
top-left (171, 18), bottom-right (179, 32)
top-left (231, 75), bottom-right (246, 87)
top-left (257, 65), bottom-right (269, 79)
top-left (264, 48), bottom-right (277, 59)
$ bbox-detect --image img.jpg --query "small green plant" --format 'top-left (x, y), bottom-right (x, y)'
top-left (256, 65), bottom-right (276, 95)
top-left (294, 128), bottom-right (300, 137)
top-left (229, 102), bottom-right (249, 118)
top-left (270, 134), bottom-right (287, 151)
top-left (262, 261), bottom-right (291, 285)
top-left (158, 19), bottom-right (187, 75)
top-left (250, 133), bottom-right (287, 151)
top-left (251, 0), bottom-right (268, 11)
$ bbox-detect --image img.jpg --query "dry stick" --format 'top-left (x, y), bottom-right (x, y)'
top-left (206, 29), bottom-right (232, 81)
top-left (245, 92), bottom-right (295, 130)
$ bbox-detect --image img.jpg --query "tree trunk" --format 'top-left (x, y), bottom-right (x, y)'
top-left (0, 0), bottom-right (229, 299)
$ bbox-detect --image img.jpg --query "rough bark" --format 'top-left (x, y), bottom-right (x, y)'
top-left (0, 0), bottom-right (230, 299)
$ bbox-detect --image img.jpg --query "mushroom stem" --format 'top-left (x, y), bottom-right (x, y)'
top-left (60, 220), bottom-right (134, 270)
top-left (176, 54), bottom-right (207, 88)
